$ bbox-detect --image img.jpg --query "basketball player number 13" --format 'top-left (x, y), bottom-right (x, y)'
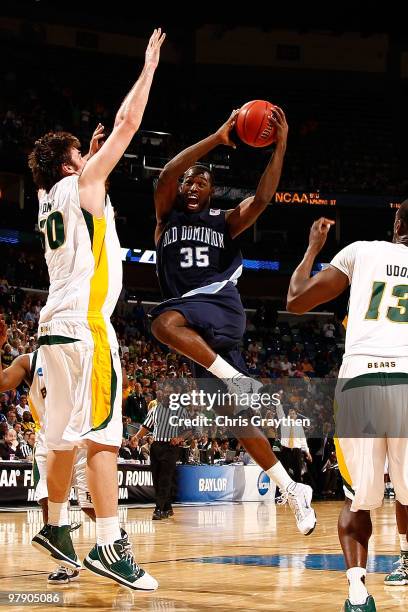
top-left (365, 281), bottom-right (408, 323)
top-left (180, 246), bottom-right (209, 268)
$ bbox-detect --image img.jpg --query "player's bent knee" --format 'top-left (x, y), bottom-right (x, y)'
top-left (151, 317), bottom-right (166, 341)
top-left (151, 311), bottom-right (186, 343)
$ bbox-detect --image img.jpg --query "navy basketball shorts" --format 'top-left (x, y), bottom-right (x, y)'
top-left (149, 283), bottom-right (248, 377)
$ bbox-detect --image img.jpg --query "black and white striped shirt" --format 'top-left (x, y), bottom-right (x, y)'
top-left (18, 442), bottom-right (32, 459)
top-left (143, 402), bottom-right (191, 442)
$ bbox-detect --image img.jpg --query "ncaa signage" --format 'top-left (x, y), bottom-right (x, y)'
top-left (257, 471), bottom-right (271, 496)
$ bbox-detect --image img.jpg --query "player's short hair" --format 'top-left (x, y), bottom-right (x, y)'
top-left (397, 198), bottom-right (408, 229)
top-left (184, 164), bottom-right (214, 186)
top-left (28, 131), bottom-right (81, 191)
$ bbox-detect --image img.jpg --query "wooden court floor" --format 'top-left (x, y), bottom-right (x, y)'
top-left (0, 501), bottom-right (406, 611)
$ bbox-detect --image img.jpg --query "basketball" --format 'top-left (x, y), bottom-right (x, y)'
top-left (235, 100), bottom-right (277, 147)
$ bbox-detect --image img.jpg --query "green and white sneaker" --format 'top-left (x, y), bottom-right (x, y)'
top-left (83, 536), bottom-right (158, 591)
top-left (384, 554), bottom-right (408, 585)
top-left (343, 595), bottom-right (376, 611)
top-left (32, 524), bottom-right (81, 570)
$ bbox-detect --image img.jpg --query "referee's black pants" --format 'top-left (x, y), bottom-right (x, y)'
top-left (279, 446), bottom-right (303, 483)
top-left (150, 441), bottom-right (179, 512)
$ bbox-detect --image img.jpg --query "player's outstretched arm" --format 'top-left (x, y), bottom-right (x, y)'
top-left (287, 218), bottom-right (349, 314)
top-left (226, 106), bottom-right (288, 239)
top-left (154, 110), bottom-right (239, 242)
top-left (0, 320), bottom-right (30, 391)
top-left (80, 28), bottom-right (165, 217)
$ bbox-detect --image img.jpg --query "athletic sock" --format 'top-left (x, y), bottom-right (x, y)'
top-left (207, 355), bottom-right (243, 379)
top-left (96, 516), bottom-right (122, 546)
top-left (266, 462), bottom-right (294, 491)
top-left (399, 533), bottom-right (408, 554)
top-left (346, 567), bottom-right (368, 605)
top-left (48, 501), bottom-right (69, 527)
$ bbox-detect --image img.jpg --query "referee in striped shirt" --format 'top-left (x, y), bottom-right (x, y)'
top-left (135, 392), bottom-right (191, 520)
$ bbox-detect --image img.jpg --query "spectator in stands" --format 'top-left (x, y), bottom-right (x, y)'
top-left (188, 438), bottom-right (200, 463)
top-left (323, 321), bottom-right (335, 338)
top-left (279, 356), bottom-right (294, 377)
top-left (16, 394), bottom-right (29, 418)
top-left (301, 358), bottom-right (315, 377)
top-left (219, 439), bottom-right (230, 461)
top-left (127, 435), bottom-right (144, 461)
top-left (0, 392), bottom-right (9, 414)
top-left (22, 429), bottom-right (33, 444)
top-left (1, 344), bottom-right (14, 368)
top-left (119, 438), bottom-right (132, 460)
top-left (0, 421), bottom-right (9, 440)
top-left (263, 409), bottom-right (277, 448)
top-left (0, 429), bottom-right (20, 459)
top-left (13, 422), bottom-right (24, 443)
top-left (208, 439), bottom-right (221, 463)
top-left (198, 434), bottom-right (210, 450)
top-left (140, 435), bottom-right (153, 461)
top-left (6, 408), bottom-right (18, 430)
top-left (21, 411), bottom-right (36, 432)
top-left (124, 382), bottom-right (148, 424)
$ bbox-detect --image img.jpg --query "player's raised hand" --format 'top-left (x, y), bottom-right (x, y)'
top-left (270, 106), bottom-right (288, 145)
top-left (308, 217), bottom-right (335, 254)
top-left (88, 123), bottom-right (105, 158)
top-left (145, 28), bottom-right (166, 69)
top-left (215, 109), bottom-right (240, 148)
top-left (0, 318), bottom-right (8, 348)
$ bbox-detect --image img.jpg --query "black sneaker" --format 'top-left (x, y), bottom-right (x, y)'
top-left (47, 566), bottom-right (80, 584)
top-left (83, 536), bottom-right (158, 591)
top-left (120, 527), bottom-right (128, 540)
top-left (32, 524), bottom-right (81, 570)
top-left (164, 506), bottom-right (174, 517)
top-left (152, 509), bottom-right (162, 520)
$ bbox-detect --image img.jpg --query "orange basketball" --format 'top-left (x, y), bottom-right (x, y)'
top-left (235, 100), bottom-right (277, 147)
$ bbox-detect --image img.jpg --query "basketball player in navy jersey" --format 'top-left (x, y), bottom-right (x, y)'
top-left (150, 106), bottom-right (316, 535)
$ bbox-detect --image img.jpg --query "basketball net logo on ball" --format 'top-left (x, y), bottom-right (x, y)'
top-left (235, 100), bottom-right (277, 147)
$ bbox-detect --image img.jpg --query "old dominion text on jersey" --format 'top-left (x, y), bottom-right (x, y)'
top-left (157, 208), bottom-right (243, 300)
top-left (162, 225), bottom-right (225, 249)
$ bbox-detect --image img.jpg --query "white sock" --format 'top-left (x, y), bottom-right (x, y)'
top-left (48, 501), bottom-right (69, 527)
top-left (266, 462), bottom-right (294, 491)
top-left (399, 533), bottom-right (408, 553)
top-left (96, 516), bottom-right (122, 546)
top-left (207, 355), bottom-right (243, 379)
top-left (346, 567), bottom-right (368, 605)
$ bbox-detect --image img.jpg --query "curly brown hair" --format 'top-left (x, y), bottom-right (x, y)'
top-left (397, 199), bottom-right (408, 229)
top-left (28, 131), bottom-right (81, 191)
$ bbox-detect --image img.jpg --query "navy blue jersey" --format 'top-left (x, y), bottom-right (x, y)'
top-left (156, 208), bottom-right (243, 300)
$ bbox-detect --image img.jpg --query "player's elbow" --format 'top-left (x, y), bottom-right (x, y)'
top-left (116, 114), bottom-right (141, 134)
top-left (286, 295), bottom-right (307, 315)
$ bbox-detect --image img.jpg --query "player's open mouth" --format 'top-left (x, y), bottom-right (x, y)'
top-left (186, 196), bottom-right (199, 209)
